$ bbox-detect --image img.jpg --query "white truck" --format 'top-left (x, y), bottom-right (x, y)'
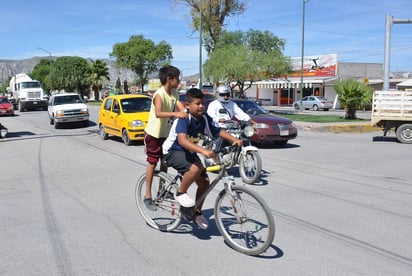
top-left (371, 90), bottom-right (412, 143)
top-left (7, 73), bottom-right (48, 112)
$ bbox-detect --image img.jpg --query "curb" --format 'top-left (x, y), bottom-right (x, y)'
top-left (295, 122), bottom-right (381, 133)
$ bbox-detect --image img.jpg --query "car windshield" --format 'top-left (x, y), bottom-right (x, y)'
top-left (121, 97), bottom-right (151, 113)
top-left (234, 100), bottom-right (269, 115)
top-left (0, 97), bottom-right (9, 104)
top-left (54, 95), bottom-right (83, 105)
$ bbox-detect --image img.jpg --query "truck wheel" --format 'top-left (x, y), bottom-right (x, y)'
top-left (396, 124), bottom-right (412, 144)
top-left (18, 101), bottom-right (24, 112)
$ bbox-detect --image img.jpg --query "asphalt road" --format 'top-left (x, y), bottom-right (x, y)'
top-left (0, 106), bottom-right (411, 275)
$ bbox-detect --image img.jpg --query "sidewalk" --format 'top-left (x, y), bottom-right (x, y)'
top-left (264, 106), bottom-right (382, 133)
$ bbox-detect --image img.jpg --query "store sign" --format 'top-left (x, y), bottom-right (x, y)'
top-left (290, 53), bottom-right (338, 77)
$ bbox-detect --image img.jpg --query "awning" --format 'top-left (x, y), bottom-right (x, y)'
top-left (397, 79), bottom-right (412, 87)
top-left (256, 77), bottom-right (337, 89)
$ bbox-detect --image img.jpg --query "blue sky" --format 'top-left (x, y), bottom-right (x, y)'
top-left (0, 0), bottom-right (411, 77)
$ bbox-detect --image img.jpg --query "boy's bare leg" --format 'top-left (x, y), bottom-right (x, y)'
top-left (145, 162), bottom-right (156, 199)
top-left (178, 163), bottom-right (203, 194)
top-left (195, 174), bottom-right (210, 211)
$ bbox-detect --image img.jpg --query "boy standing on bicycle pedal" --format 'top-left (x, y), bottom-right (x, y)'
top-left (144, 65), bottom-right (187, 211)
top-left (162, 88), bottom-right (243, 230)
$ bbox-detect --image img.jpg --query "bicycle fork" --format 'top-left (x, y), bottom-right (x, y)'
top-left (223, 176), bottom-right (248, 224)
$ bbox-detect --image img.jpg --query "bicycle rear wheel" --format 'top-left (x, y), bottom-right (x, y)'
top-left (135, 171), bottom-right (182, 231)
top-left (214, 185), bottom-right (275, 255)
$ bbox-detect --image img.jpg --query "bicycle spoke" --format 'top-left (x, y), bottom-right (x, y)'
top-left (215, 186), bottom-right (275, 255)
top-left (135, 171), bottom-right (182, 231)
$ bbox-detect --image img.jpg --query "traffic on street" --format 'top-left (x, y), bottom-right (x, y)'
top-left (0, 105), bottom-right (411, 275)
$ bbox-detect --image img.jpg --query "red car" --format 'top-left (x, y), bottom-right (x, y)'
top-left (205, 98), bottom-right (298, 145)
top-left (0, 96), bottom-right (14, 116)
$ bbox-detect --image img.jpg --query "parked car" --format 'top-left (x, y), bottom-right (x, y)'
top-left (98, 94), bottom-right (151, 146)
top-left (293, 96), bottom-right (333, 111)
top-left (0, 96), bottom-right (14, 116)
top-left (48, 93), bottom-right (89, 129)
top-left (179, 91), bottom-right (215, 102)
top-left (205, 98), bottom-right (298, 145)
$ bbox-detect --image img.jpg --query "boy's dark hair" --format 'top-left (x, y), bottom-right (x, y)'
top-left (185, 88), bottom-right (204, 103)
top-left (158, 65), bottom-right (180, 85)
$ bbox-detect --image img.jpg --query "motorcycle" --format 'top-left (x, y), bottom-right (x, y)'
top-left (0, 123), bottom-right (8, 138)
top-left (202, 120), bottom-right (262, 184)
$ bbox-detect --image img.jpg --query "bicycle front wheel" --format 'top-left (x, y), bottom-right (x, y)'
top-left (135, 171), bottom-right (182, 232)
top-left (214, 185), bottom-right (275, 255)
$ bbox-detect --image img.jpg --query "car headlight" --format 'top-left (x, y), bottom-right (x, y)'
top-left (243, 125), bottom-right (255, 137)
top-left (81, 108), bottom-right (89, 115)
top-left (56, 110), bottom-right (64, 116)
top-left (129, 120), bottom-right (144, 128)
top-left (254, 123), bottom-right (269, 129)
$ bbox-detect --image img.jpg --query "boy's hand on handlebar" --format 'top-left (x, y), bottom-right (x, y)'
top-left (232, 139), bottom-right (243, 148)
top-left (201, 149), bottom-right (215, 158)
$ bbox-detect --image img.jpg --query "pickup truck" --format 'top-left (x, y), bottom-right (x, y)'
top-left (48, 93), bottom-right (89, 129)
top-left (371, 90), bottom-right (412, 143)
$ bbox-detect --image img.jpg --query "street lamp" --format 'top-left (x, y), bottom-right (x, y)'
top-left (299, 0), bottom-right (310, 111)
top-left (37, 47), bottom-right (52, 94)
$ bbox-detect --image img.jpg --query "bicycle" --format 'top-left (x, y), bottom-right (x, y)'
top-left (135, 136), bottom-right (275, 256)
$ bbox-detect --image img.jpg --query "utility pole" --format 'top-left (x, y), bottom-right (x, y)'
top-left (383, 15), bottom-right (412, 91)
top-left (299, 0), bottom-right (310, 111)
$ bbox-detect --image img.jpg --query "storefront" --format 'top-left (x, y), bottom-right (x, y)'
top-left (247, 53), bottom-right (338, 106)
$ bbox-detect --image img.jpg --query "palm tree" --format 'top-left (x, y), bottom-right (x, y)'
top-left (334, 78), bottom-right (373, 119)
top-left (89, 60), bottom-right (110, 101)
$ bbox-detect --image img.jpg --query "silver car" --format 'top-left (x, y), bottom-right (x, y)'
top-left (293, 96), bottom-right (333, 111)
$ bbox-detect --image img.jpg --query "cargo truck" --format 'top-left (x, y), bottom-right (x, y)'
top-left (7, 73), bottom-right (48, 112)
top-left (371, 90), bottom-right (412, 143)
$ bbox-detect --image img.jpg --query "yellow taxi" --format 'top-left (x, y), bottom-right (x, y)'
top-left (98, 94), bottom-right (152, 145)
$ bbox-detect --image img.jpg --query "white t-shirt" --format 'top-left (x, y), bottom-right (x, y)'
top-left (207, 99), bottom-right (251, 128)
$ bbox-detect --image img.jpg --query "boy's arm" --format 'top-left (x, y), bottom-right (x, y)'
top-left (153, 94), bottom-right (187, 119)
top-left (219, 129), bottom-right (243, 148)
top-left (177, 133), bottom-right (214, 158)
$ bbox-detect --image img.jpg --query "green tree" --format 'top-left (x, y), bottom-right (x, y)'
top-left (88, 59), bottom-right (110, 101)
top-left (31, 59), bottom-right (54, 94)
top-left (334, 78), bottom-right (373, 119)
top-left (204, 29), bottom-right (291, 97)
top-left (110, 35), bottom-right (173, 92)
top-left (52, 56), bottom-right (90, 96)
top-left (175, 0), bottom-right (246, 55)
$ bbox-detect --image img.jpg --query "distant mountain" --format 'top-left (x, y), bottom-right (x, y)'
top-left (0, 57), bottom-right (198, 86)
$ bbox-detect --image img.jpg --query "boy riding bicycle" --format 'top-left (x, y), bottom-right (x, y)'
top-left (162, 88), bottom-right (242, 229)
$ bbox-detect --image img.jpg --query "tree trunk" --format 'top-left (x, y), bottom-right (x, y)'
top-left (344, 106), bottom-right (357, 119)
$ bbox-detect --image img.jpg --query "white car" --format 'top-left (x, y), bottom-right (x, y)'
top-left (48, 93), bottom-right (89, 129)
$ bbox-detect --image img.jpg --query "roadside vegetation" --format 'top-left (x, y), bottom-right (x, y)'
top-left (272, 112), bottom-right (368, 123)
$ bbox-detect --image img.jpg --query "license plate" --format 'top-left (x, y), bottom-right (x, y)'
top-left (280, 130), bottom-right (289, 136)
top-left (33, 101), bottom-right (38, 104)
top-left (1, 110), bottom-right (5, 113)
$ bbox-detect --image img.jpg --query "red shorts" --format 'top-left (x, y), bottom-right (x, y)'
top-left (144, 133), bottom-right (166, 164)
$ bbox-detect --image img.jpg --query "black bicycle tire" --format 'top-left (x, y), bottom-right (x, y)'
top-left (135, 171), bottom-right (182, 231)
top-left (214, 185), bottom-right (275, 255)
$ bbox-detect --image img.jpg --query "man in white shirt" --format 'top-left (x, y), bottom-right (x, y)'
top-left (207, 86), bottom-right (252, 127)
top-left (206, 86), bottom-right (255, 165)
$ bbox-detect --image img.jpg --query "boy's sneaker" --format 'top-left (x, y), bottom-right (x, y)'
top-left (195, 214), bottom-right (209, 230)
top-left (174, 193), bottom-right (195, 207)
top-left (144, 198), bottom-right (157, 211)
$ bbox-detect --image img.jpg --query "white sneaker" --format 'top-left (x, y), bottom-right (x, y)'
top-left (195, 214), bottom-right (209, 230)
top-left (174, 193), bottom-right (195, 207)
